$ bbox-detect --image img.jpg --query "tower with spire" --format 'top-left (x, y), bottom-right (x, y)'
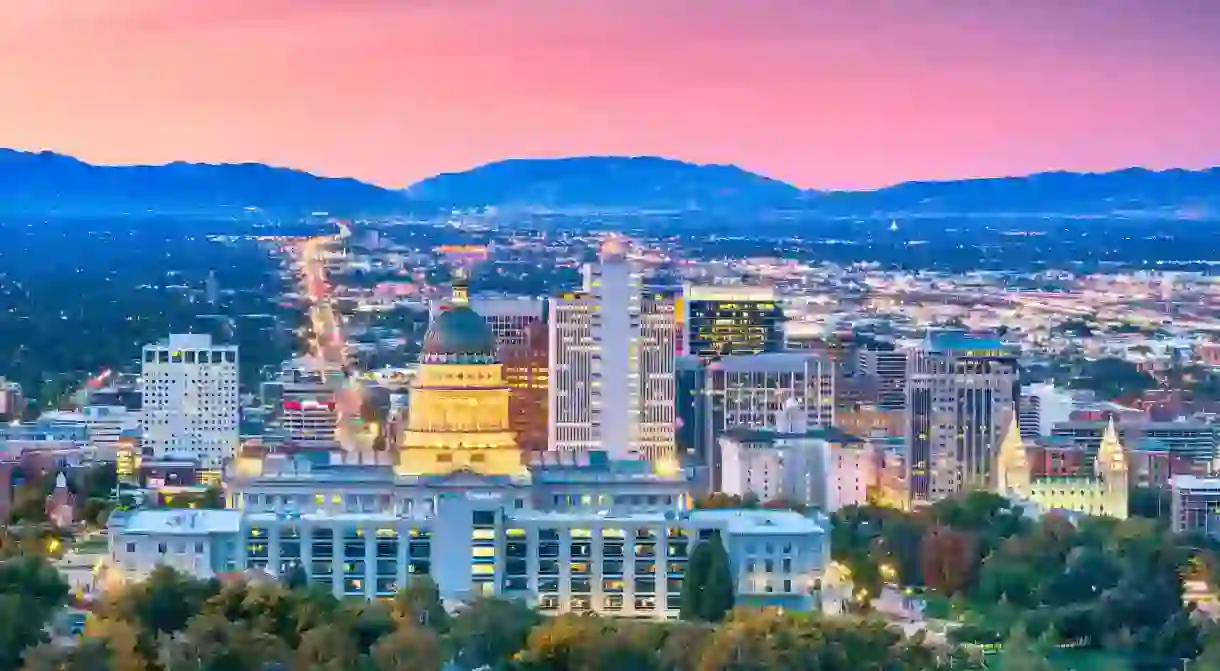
top-left (995, 409), bottom-right (1128, 519)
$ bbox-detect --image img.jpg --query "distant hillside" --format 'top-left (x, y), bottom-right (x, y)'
top-left (406, 156), bottom-right (811, 211)
top-left (816, 167), bottom-right (1220, 217)
top-left (409, 158), bottom-right (1220, 217)
top-left (0, 150), bottom-right (410, 216)
top-left (3, 149), bottom-right (1218, 219)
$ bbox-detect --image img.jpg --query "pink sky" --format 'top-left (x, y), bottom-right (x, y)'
top-left (0, 0), bottom-right (1217, 189)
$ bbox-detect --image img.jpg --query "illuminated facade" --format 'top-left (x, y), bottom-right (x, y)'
top-left (682, 284), bottom-right (783, 360)
top-left (548, 243), bottom-right (675, 460)
top-left (396, 280), bottom-right (525, 478)
top-left (997, 414), bottom-right (1128, 519)
top-left (140, 334), bottom-right (239, 470)
top-left (466, 297), bottom-right (549, 454)
top-left (110, 280), bottom-right (833, 617)
top-left (905, 331), bottom-right (1019, 506)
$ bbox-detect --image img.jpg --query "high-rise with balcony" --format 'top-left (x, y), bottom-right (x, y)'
top-left (140, 333), bottom-right (239, 470)
top-left (905, 330), bottom-right (1019, 506)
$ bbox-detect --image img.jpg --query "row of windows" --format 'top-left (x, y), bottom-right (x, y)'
top-left (144, 349), bottom-right (237, 364)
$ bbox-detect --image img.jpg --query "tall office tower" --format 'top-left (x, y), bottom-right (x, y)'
top-left (549, 240), bottom-right (669, 460)
top-left (857, 341), bottom-right (907, 411)
top-left (466, 296), bottom-right (549, 453)
top-left (1018, 393), bottom-right (1042, 440)
top-left (905, 330), bottom-right (1019, 506)
top-left (548, 290), bottom-right (598, 454)
top-left (588, 241), bottom-right (643, 460)
top-left (675, 356), bottom-right (708, 460)
top-left (700, 353), bottom-right (835, 489)
top-left (636, 288), bottom-right (680, 459)
top-left (682, 284), bottom-right (783, 360)
top-left (140, 334), bottom-right (239, 470)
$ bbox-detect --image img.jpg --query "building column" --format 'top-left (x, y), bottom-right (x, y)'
top-left (365, 531), bottom-right (377, 599)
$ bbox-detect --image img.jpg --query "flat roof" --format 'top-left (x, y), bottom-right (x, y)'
top-left (707, 352), bottom-right (827, 372)
top-left (1171, 475), bottom-right (1220, 491)
top-left (119, 509), bottom-right (243, 535)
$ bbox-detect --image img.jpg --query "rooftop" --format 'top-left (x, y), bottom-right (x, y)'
top-left (720, 426), bottom-right (861, 445)
top-left (707, 352), bottom-right (827, 373)
top-left (924, 330), bottom-right (1007, 354)
top-left (118, 509), bottom-right (242, 535)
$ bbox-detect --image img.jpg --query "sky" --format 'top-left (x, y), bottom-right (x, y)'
top-left (0, 0), bottom-right (1218, 190)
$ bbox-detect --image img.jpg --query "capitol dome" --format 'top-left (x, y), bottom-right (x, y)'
top-left (421, 306), bottom-right (498, 363)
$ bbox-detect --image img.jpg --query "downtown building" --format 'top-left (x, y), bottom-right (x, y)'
top-left (904, 330), bottom-right (1019, 506)
top-left (686, 353), bottom-right (836, 490)
top-left (465, 295), bottom-right (549, 454)
top-left (139, 334), bottom-right (239, 471)
top-left (682, 284), bottom-right (784, 360)
top-left (548, 242), bottom-right (678, 460)
top-left (108, 284), bottom-right (829, 617)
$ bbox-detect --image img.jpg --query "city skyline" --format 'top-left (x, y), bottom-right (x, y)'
top-left (1, 0), bottom-right (1218, 190)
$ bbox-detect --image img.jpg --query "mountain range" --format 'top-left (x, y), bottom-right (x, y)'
top-left (1, 148), bottom-right (1218, 218)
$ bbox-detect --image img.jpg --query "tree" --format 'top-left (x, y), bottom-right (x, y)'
top-left (448, 597), bottom-right (539, 670)
top-left (996, 624), bottom-right (1054, 671)
top-left (390, 576), bottom-right (448, 632)
top-left (920, 526), bottom-right (979, 596)
top-left (99, 565), bottom-right (217, 637)
top-left (282, 564), bottom-right (309, 591)
top-left (295, 624), bottom-right (361, 671)
top-left (369, 624), bottom-right (443, 671)
top-left (84, 617), bottom-right (148, 671)
top-left (160, 613), bottom-right (290, 671)
top-left (21, 638), bottom-right (114, 671)
top-left (0, 594), bottom-right (50, 670)
top-left (679, 531), bottom-right (735, 622)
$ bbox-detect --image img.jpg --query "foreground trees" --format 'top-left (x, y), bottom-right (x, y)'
top-left (830, 492), bottom-right (1214, 666)
top-left (1, 557), bottom-right (979, 671)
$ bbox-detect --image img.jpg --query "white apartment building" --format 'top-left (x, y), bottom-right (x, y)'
top-left (140, 334), bottom-right (239, 470)
top-left (717, 427), bottom-right (873, 511)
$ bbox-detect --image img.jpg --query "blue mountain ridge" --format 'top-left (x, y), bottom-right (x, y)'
top-left (2, 149), bottom-right (1217, 217)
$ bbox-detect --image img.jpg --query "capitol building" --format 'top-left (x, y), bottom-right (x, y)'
top-left (108, 282), bottom-right (830, 618)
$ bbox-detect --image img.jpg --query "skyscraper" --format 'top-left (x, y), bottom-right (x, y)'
top-left (637, 287), bottom-right (680, 459)
top-left (140, 333), bottom-right (239, 470)
top-left (905, 330), bottom-right (1019, 506)
top-left (548, 289), bottom-right (598, 454)
top-left (682, 284), bottom-right (783, 360)
top-left (548, 240), bottom-right (676, 460)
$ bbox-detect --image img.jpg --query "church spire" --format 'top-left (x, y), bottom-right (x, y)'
top-left (1095, 416), bottom-right (1127, 478)
top-left (997, 406), bottom-right (1030, 492)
